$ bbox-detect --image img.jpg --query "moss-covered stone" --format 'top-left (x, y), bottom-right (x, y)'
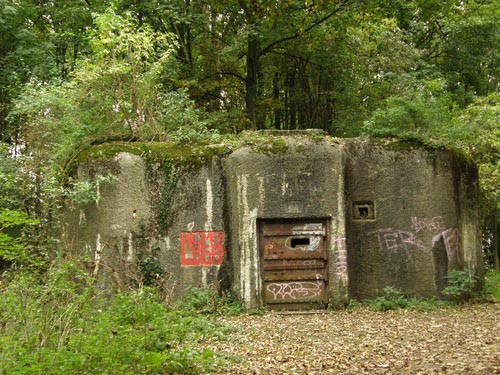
top-left (66, 140), bottom-right (234, 175)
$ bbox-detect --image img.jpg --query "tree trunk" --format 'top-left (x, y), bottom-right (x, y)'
top-left (273, 73), bottom-right (281, 129)
top-left (494, 211), bottom-right (499, 269)
top-left (246, 33), bottom-right (259, 127)
top-left (288, 72), bottom-right (296, 129)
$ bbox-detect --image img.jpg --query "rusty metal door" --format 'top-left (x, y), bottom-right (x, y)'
top-left (259, 220), bottom-right (328, 309)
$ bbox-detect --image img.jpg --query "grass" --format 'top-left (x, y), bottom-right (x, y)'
top-left (484, 269), bottom-right (500, 300)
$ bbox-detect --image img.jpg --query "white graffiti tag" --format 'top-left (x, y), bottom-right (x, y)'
top-left (432, 228), bottom-right (464, 268)
top-left (372, 228), bottom-right (426, 253)
top-left (333, 237), bottom-right (348, 275)
top-left (267, 280), bottom-right (322, 301)
top-left (306, 236), bottom-right (321, 251)
top-left (411, 216), bottom-right (445, 233)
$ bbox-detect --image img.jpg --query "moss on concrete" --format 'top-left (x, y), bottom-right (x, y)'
top-left (66, 133), bottom-right (476, 180)
top-left (66, 141), bottom-right (233, 174)
top-left (370, 137), bottom-right (475, 169)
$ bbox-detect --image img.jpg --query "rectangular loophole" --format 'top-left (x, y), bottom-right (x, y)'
top-left (291, 237), bottom-right (310, 248)
top-left (353, 201), bottom-right (375, 220)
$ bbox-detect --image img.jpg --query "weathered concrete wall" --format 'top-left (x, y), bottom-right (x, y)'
top-left (224, 138), bottom-right (347, 308)
top-left (65, 152), bottom-right (151, 291)
top-left (66, 136), bottom-right (482, 308)
top-left (145, 158), bottom-right (227, 297)
top-left (345, 139), bottom-right (482, 299)
top-left (66, 151), bottom-right (228, 298)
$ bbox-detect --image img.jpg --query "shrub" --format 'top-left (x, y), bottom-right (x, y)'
top-left (483, 269), bottom-right (500, 300)
top-left (367, 286), bottom-right (409, 311)
top-left (441, 269), bottom-right (479, 303)
top-left (173, 286), bottom-right (242, 315)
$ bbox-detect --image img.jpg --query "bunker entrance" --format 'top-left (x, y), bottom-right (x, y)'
top-left (258, 219), bottom-right (328, 310)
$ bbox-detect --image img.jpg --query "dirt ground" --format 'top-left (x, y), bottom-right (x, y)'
top-left (204, 303), bottom-right (499, 375)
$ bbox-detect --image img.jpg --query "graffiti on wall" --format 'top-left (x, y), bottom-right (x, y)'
top-left (333, 237), bottom-right (348, 277)
top-left (411, 216), bottom-right (445, 233)
top-left (266, 278), bottom-right (323, 301)
top-left (371, 228), bottom-right (426, 255)
top-left (433, 228), bottom-right (464, 268)
top-left (180, 231), bottom-right (224, 266)
top-left (369, 215), bottom-right (464, 268)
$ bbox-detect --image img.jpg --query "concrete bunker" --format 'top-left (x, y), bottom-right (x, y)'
top-left (66, 135), bottom-right (483, 309)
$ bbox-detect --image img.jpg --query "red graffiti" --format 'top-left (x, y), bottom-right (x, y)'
top-left (180, 231), bottom-right (224, 266)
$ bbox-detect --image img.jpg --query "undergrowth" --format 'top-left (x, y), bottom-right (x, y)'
top-left (0, 260), bottom-right (234, 375)
top-left (173, 286), bottom-right (243, 316)
top-left (347, 286), bottom-right (449, 312)
top-left (484, 269), bottom-right (500, 300)
top-left (347, 268), bottom-right (500, 312)
top-left (441, 269), bottom-right (479, 303)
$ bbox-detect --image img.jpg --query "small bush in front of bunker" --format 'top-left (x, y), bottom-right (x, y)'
top-left (174, 286), bottom-right (243, 315)
top-left (362, 287), bottom-right (449, 311)
top-left (442, 269), bottom-right (479, 303)
top-left (484, 269), bottom-right (500, 300)
top-left (138, 254), bottom-right (165, 287)
top-left (367, 286), bottom-right (409, 311)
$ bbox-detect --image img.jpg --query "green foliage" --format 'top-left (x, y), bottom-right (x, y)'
top-left (138, 255), bottom-right (165, 287)
top-left (446, 94), bottom-right (500, 214)
top-left (0, 262), bottom-right (225, 375)
top-left (0, 209), bottom-right (39, 228)
top-left (351, 287), bottom-right (449, 312)
top-left (0, 209), bottom-right (40, 267)
top-left (0, 143), bottom-right (29, 209)
top-left (363, 83), bottom-right (457, 139)
top-left (0, 144), bottom-right (43, 269)
top-left (345, 298), bottom-right (364, 312)
top-left (67, 174), bottom-right (118, 207)
top-left (441, 270), bottom-right (479, 303)
top-left (483, 269), bottom-right (500, 300)
top-left (0, 0), bottom-right (108, 142)
top-left (9, 6), bottom-right (212, 169)
top-left (173, 287), bottom-right (243, 316)
top-left (366, 287), bottom-right (409, 311)
top-left (152, 90), bottom-right (218, 143)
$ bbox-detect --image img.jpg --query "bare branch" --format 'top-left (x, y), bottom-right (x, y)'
top-left (213, 71), bottom-right (246, 82)
top-left (259, 0), bottom-right (351, 59)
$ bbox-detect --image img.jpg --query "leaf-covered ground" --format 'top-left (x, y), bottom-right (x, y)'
top-left (204, 303), bottom-right (499, 375)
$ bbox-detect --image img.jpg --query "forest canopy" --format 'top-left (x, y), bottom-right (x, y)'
top-left (0, 0), bottom-right (498, 268)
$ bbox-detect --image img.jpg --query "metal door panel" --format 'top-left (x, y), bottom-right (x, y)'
top-left (262, 259), bottom-right (326, 271)
top-left (260, 219), bottom-right (328, 309)
top-left (263, 269), bottom-right (327, 282)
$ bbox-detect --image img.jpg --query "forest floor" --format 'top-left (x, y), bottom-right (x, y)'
top-left (203, 303), bottom-right (499, 375)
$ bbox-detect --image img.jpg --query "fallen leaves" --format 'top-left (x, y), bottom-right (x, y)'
top-left (201, 303), bottom-right (500, 374)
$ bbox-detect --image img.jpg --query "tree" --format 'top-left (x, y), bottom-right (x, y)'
top-left (0, 143), bottom-right (41, 269)
top-left (235, 0), bottom-right (353, 127)
top-left (0, 0), bottom-right (105, 142)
